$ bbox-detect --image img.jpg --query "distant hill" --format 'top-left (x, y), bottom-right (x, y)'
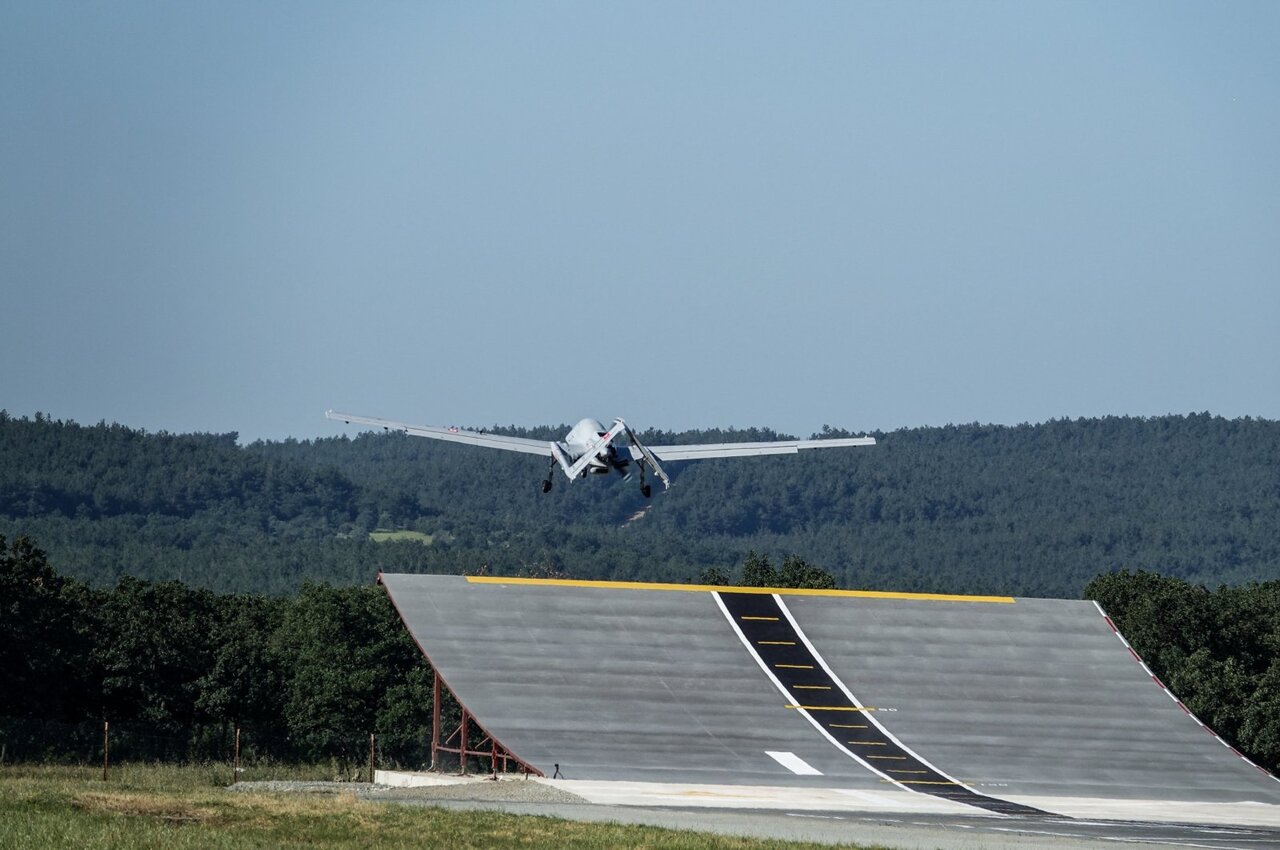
top-left (1, 410), bottom-right (1277, 596)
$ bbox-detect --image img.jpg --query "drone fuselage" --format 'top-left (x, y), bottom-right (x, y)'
top-left (561, 418), bottom-right (623, 475)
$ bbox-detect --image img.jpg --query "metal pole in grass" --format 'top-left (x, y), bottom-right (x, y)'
top-left (102, 720), bottom-right (109, 782)
top-left (431, 670), bottom-right (441, 771)
top-left (368, 733), bottom-right (375, 783)
top-left (234, 727), bottom-right (241, 785)
top-left (459, 710), bottom-right (468, 776)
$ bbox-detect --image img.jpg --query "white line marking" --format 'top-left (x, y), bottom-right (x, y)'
top-left (773, 594), bottom-right (979, 796)
top-left (765, 751), bottom-right (824, 775)
top-left (785, 812), bottom-right (846, 820)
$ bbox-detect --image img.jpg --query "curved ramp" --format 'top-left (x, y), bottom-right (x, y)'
top-left (379, 574), bottom-right (1280, 816)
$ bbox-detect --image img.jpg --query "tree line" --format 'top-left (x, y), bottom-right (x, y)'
top-left (0, 534), bottom-right (435, 767)
top-left (2, 410), bottom-right (1277, 598)
top-left (1087, 569), bottom-right (1280, 774)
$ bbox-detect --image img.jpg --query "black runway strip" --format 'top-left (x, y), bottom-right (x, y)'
top-left (716, 591), bottom-right (1047, 817)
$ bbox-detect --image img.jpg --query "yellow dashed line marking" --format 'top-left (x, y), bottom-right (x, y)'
top-left (774, 664), bottom-right (814, 669)
top-left (885, 780), bottom-right (962, 786)
top-left (792, 685), bottom-right (831, 690)
top-left (848, 741), bottom-right (887, 746)
top-left (740, 616), bottom-right (779, 621)
top-left (829, 723), bottom-right (867, 729)
top-left (758, 640), bottom-right (795, 645)
top-left (867, 756), bottom-right (907, 760)
top-left (889, 770), bottom-right (928, 774)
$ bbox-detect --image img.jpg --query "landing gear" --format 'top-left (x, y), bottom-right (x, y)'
top-left (541, 459), bottom-right (555, 493)
top-left (541, 478), bottom-right (552, 493)
top-left (620, 421), bottom-right (671, 495)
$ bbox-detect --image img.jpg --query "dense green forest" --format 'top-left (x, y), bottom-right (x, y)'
top-left (0, 535), bottom-right (434, 767)
top-left (1087, 570), bottom-right (1280, 773)
top-left (1, 410), bottom-right (1276, 596)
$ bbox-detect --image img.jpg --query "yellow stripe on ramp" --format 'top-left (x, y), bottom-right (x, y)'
top-left (464, 576), bottom-right (1015, 603)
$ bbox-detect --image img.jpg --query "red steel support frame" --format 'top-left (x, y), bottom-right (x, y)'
top-left (429, 668), bottom-right (541, 777)
top-left (381, 573), bottom-right (542, 778)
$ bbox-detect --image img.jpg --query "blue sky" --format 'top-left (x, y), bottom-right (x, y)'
top-left (3, 2), bottom-right (1277, 441)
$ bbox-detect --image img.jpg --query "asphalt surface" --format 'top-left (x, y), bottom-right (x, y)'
top-left (385, 796), bottom-right (1280, 850)
top-left (243, 780), bottom-right (1280, 849)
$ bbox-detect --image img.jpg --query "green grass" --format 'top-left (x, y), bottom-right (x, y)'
top-left (0, 764), bottom-right (880, 850)
top-left (368, 529), bottom-right (434, 545)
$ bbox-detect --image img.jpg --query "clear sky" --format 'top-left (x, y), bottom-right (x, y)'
top-left (3, 1), bottom-right (1277, 442)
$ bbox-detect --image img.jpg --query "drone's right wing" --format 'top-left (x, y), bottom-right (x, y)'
top-left (634, 435), bottom-right (875, 462)
top-left (325, 410), bottom-right (553, 456)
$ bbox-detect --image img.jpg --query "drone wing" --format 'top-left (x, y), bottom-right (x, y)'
top-left (325, 410), bottom-right (553, 456)
top-left (629, 435), bottom-right (875, 462)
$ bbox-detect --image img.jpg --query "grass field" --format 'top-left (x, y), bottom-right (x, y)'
top-left (368, 529), bottom-right (434, 545)
top-left (0, 764), bottom-right (877, 850)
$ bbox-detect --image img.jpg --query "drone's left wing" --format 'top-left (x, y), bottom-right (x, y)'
top-left (628, 435), bottom-right (875, 462)
top-left (325, 410), bottom-right (553, 456)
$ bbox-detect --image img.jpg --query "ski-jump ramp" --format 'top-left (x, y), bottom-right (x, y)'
top-left (379, 574), bottom-right (1280, 821)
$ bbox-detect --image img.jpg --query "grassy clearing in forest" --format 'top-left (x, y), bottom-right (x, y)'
top-left (368, 529), bottom-right (434, 545)
top-left (0, 764), bottom-right (879, 850)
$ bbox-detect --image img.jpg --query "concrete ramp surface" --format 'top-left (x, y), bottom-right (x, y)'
top-left (379, 574), bottom-right (1280, 817)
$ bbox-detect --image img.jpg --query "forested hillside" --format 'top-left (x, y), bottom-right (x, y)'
top-left (1, 410), bottom-right (1277, 596)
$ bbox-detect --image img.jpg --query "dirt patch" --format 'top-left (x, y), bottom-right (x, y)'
top-left (235, 778), bottom-right (589, 805)
top-left (369, 778), bottom-right (589, 805)
top-left (73, 792), bottom-right (217, 824)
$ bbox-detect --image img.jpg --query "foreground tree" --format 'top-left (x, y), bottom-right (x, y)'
top-left (0, 536), bottom-right (90, 719)
top-left (1085, 569), bottom-right (1280, 774)
top-left (272, 582), bottom-right (432, 766)
top-left (92, 577), bottom-right (219, 734)
top-left (737, 551), bottom-right (837, 589)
